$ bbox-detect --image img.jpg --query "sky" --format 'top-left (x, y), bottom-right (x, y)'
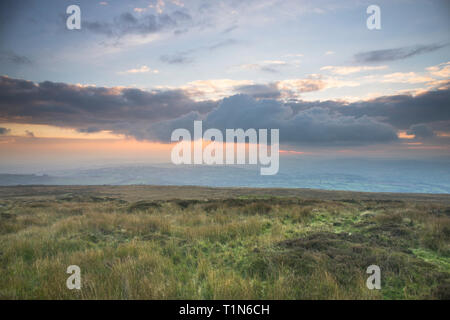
top-left (0, 0), bottom-right (449, 173)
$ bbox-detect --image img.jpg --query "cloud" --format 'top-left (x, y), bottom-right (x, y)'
top-left (427, 61), bottom-right (450, 78)
top-left (1, 76), bottom-right (448, 147)
top-left (276, 77), bottom-right (326, 93)
top-left (159, 39), bottom-right (237, 65)
top-left (181, 79), bottom-right (254, 100)
top-left (276, 76), bottom-right (359, 99)
top-left (320, 65), bottom-right (387, 75)
top-left (170, 0), bottom-right (184, 7)
top-left (118, 65), bottom-right (159, 74)
top-left (235, 60), bottom-right (288, 73)
top-left (234, 84), bottom-right (281, 99)
top-left (381, 72), bottom-right (433, 84)
top-left (0, 50), bottom-right (32, 65)
top-left (181, 75), bottom-right (360, 101)
top-left (77, 127), bottom-right (102, 133)
top-left (407, 124), bottom-right (435, 139)
top-left (0, 127), bottom-right (11, 135)
top-left (354, 43), bottom-right (447, 63)
top-left (238, 64), bottom-right (278, 73)
top-left (207, 95), bottom-right (397, 145)
top-left (342, 88), bottom-right (450, 129)
top-left (148, 94), bottom-right (398, 146)
top-left (0, 76), bottom-right (217, 139)
top-left (134, 8), bottom-right (147, 13)
top-left (426, 79), bottom-right (450, 91)
top-left (84, 10), bottom-right (192, 38)
top-left (149, 0), bottom-right (166, 14)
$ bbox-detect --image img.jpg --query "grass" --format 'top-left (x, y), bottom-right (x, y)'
top-left (0, 186), bottom-right (449, 299)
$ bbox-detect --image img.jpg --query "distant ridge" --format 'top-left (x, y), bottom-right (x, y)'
top-left (1, 158), bottom-right (450, 194)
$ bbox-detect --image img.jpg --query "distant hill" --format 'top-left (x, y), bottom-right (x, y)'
top-left (0, 174), bottom-right (65, 186)
top-left (1, 158), bottom-right (449, 193)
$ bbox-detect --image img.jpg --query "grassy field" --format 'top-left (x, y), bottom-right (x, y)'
top-left (0, 186), bottom-right (449, 299)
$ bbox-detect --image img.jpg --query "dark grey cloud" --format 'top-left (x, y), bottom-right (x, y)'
top-left (149, 88), bottom-right (450, 146)
top-left (0, 50), bottom-right (32, 65)
top-left (1, 76), bottom-right (449, 146)
top-left (146, 111), bottom-right (202, 143)
top-left (0, 127), bottom-right (11, 135)
top-left (342, 89), bottom-right (450, 129)
top-left (354, 43), bottom-right (447, 63)
top-left (84, 10), bottom-right (192, 38)
top-left (209, 95), bottom-right (397, 145)
top-left (0, 76), bottom-right (217, 140)
top-left (77, 127), bottom-right (101, 134)
top-left (407, 124), bottom-right (435, 138)
top-left (147, 94), bottom-right (398, 146)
